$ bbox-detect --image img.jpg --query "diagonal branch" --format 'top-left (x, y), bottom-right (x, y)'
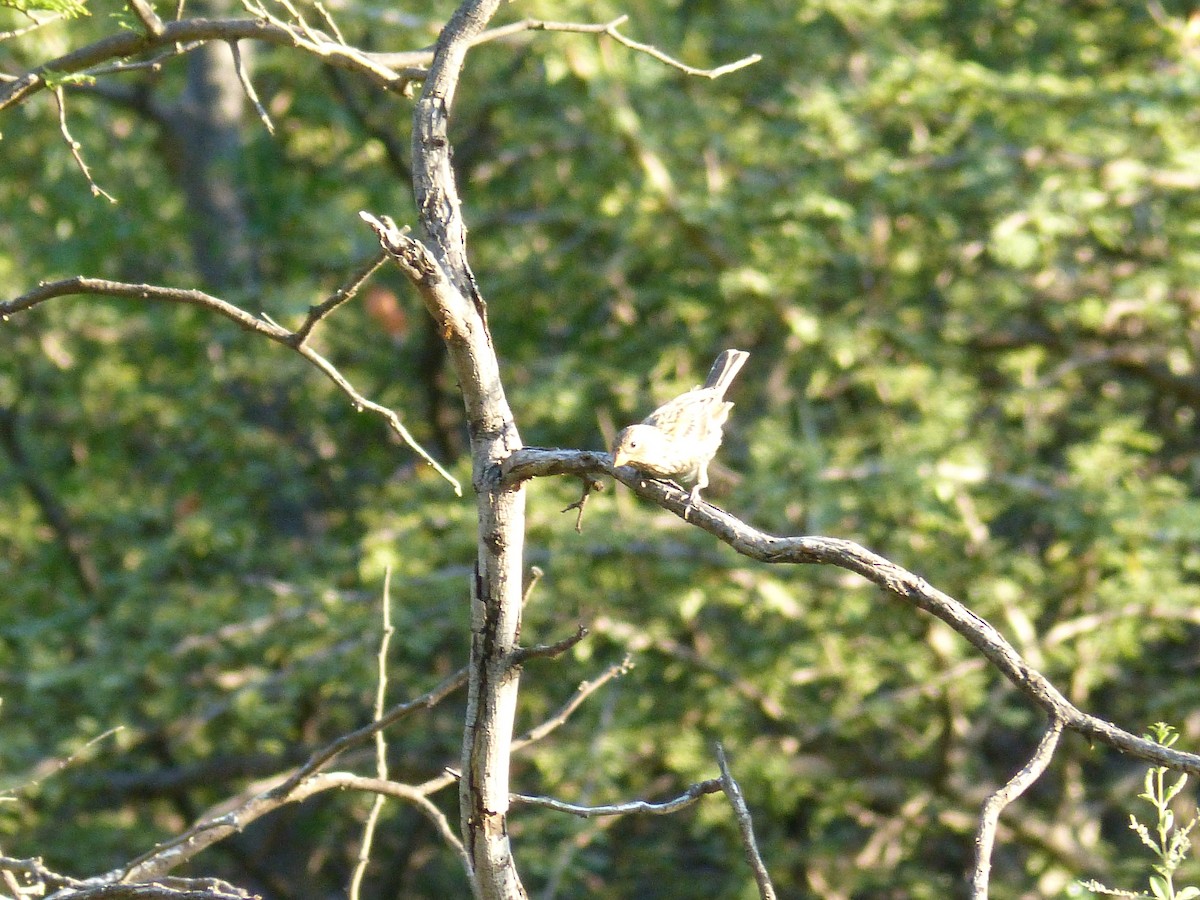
top-left (971, 717), bottom-right (1064, 899)
top-left (112, 667), bottom-right (467, 881)
top-left (0, 16), bottom-right (427, 112)
top-left (716, 744), bottom-right (776, 900)
top-left (1, 273), bottom-right (461, 495)
top-left (500, 446), bottom-right (1200, 777)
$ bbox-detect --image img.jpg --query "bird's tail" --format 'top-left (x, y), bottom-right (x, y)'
top-left (703, 349), bottom-right (750, 396)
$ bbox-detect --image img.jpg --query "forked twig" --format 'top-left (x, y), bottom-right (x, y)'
top-left (52, 88), bottom-right (117, 203)
top-left (716, 744), bottom-right (776, 900)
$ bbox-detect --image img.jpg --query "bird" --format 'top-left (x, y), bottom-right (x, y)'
top-left (610, 349), bottom-right (749, 509)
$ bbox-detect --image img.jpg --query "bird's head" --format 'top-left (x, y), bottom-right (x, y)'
top-left (611, 423), bottom-right (661, 468)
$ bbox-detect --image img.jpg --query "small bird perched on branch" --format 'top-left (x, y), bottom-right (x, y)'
top-left (611, 349), bottom-right (749, 509)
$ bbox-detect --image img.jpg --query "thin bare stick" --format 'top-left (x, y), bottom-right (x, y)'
top-left (3, 726), bottom-right (123, 797)
top-left (561, 477), bottom-right (603, 533)
top-left (52, 88), bottom-right (117, 203)
top-left (716, 744), bottom-right (776, 900)
top-left (462, 15), bottom-right (761, 80)
top-left (2, 16), bottom-right (420, 113)
top-left (297, 773), bottom-right (471, 880)
top-left (0, 13), bottom-right (67, 41)
top-left (126, 0), bottom-right (165, 36)
top-left (1, 855), bottom-right (87, 891)
top-left (515, 656), bottom-right (632, 749)
top-left (83, 41), bottom-right (207, 77)
top-left (111, 668), bottom-right (467, 881)
top-left (294, 342), bottom-right (462, 494)
top-left (294, 250), bottom-right (388, 342)
top-left (313, 0), bottom-right (346, 45)
top-left (0, 276), bottom-right (461, 495)
top-left (602, 19), bottom-right (761, 79)
top-left (348, 567), bottom-right (396, 900)
top-left (512, 778), bottom-right (723, 818)
top-left (971, 717), bottom-right (1064, 899)
top-left (412, 656), bottom-right (632, 798)
top-left (523, 565), bottom-right (544, 603)
top-left (228, 41), bottom-right (273, 134)
top-left (509, 625), bottom-right (588, 666)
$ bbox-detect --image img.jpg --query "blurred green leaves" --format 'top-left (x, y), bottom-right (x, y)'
top-left (3, 0), bottom-right (1200, 896)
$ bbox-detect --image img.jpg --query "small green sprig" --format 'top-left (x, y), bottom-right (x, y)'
top-left (1077, 723), bottom-right (1199, 900)
top-left (0, 0), bottom-right (88, 17)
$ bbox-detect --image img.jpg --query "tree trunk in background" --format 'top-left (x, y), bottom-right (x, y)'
top-left (164, 0), bottom-right (258, 294)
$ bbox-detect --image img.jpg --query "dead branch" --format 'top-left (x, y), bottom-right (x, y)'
top-left (716, 744), bottom-right (776, 900)
top-left (0, 274), bottom-right (461, 494)
top-left (110, 668), bottom-right (467, 881)
top-left (512, 778), bottom-right (723, 818)
top-left (971, 717), bottom-right (1064, 899)
top-left (501, 446), bottom-right (1200, 778)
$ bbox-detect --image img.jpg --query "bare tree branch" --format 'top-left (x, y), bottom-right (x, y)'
top-left (348, 569), bottom-right (396, 900)
top-left (126, 0), bottom-right (165, 37)
top-left (501, 446), bottom-right (1200, 777)
top-left (512, 778), bottom-right (723, 818)
top-left (412, 656), bottom-right (632, 798)
top-left (111, 668), bottom-right (467, 881)
top-left (0, 274), bottom-right (462, 495)
top-left (0, 404), bottom-right (103, 598)
top-left (716, 744), bottom-right (776, 900)
top-left (971, 718), bottom-right (1064, 899)
top-left (297, 772), bottom-right (471, 881)
top-left (509, 625), bottom-right (588, 666)
top-left (227, 40), bottom-right (272, 133)
top-left (52, 88), bottom-right (117, 202)
top-left (0, 16), bottom-right (425, 112)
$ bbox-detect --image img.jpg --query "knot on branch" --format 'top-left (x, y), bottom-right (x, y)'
top-left (359, 211), bottom-right (444, 286)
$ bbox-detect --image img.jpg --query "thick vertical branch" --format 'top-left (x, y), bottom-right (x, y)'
top-left (406, 1), bottom-right (526, 897)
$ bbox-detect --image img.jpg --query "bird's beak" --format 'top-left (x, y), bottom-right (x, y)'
top-left (611, 448), bottom-right (628, 468)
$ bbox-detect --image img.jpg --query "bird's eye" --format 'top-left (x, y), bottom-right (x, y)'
top-left (629, 439), bottom-right (639, 449)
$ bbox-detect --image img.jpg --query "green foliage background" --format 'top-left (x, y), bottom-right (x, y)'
top-left (2, 0), bottom-right (1200, 896)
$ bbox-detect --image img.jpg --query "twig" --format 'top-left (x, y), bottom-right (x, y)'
top-left (347, 568), bottom-right (396, 900)
top-left (313, 0), bottom-right (346, 44)
top-left (509, 625), bottom-right (588, 666)
top-left (462, 15), bottom-right (762, 80)
top-left (499, 446), bottom-right (1200, 778)
top-left (601, 18), bottom-right (761, 79)
top-left (2, 726), bottom-right (122, 797)
top-left (0, 275), bottom-right (461, 495)
top-left (294, 250), bottom-right (387, 342)
top-left (523, 565), bottom-right (544, 603)
top-left (82, 42), bottom-right (206, 77)
top-left (109, 668), bottom-right (467, 881)
top-left (52, 88), bottom-right (117, 203)
top-left (412, 656), bottom-right (632, 798)
top-left (716, 744), bottom-right (776, 900)
top-left (1, 16), bottom-right (421, 113)
top-left (297, 773), bottom-right (471, 881)
top-left (514, 656), bottom-right (632, 749)
top-left (126, 0), bottom-right (165, 36)
top-left (0, 854), bottom-right (87, 891)
top-left (0, 404), bottom-right (102, 597)
top-left (228, 40), bottom-right (273, 134)
top-left (512, 778), bottom-right (723, 818)
top-left (971, 717), bottom-right (1064, 899)
top-left (561, 477), bottom-right (603, 533)
top-left (0, 13), bottom-right (66, 41)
